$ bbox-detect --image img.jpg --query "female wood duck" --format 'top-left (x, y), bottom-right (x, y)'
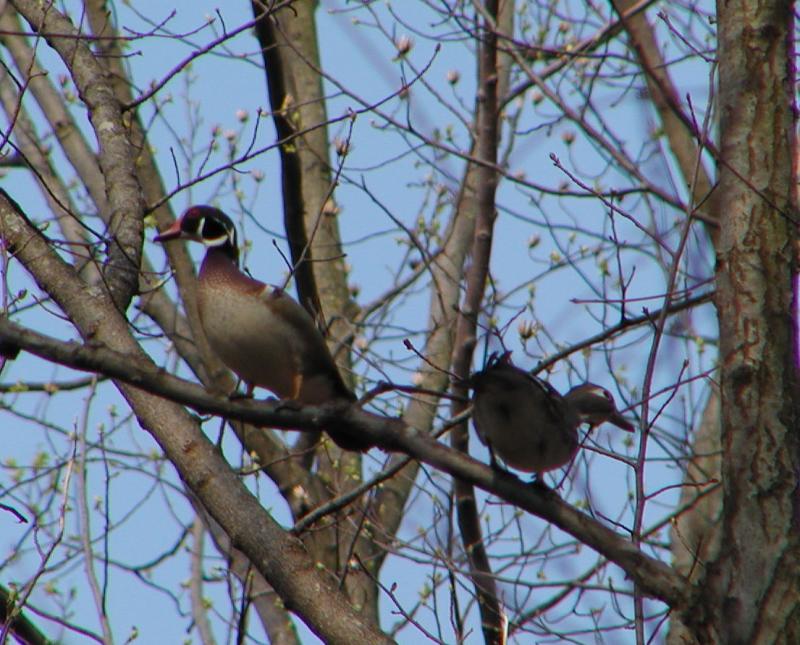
top-left (155, 205), bottom-right (370, 451)
top-left (468, 352), bottom-right (634, 476)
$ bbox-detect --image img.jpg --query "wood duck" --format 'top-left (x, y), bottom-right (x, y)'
top-left (155, 205), bottom-right (370, 451)
top-left (467, 353), bottom-right (634, 476)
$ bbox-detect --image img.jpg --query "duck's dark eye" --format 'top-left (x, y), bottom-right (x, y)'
top-left (202, 217), bottom-right (229, 239)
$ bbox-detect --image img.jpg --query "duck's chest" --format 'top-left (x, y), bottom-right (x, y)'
top-left (197, 279), bottom-right (302, 397)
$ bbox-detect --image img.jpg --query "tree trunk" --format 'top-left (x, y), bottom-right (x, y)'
top-left (685, 0), bottom-right (800, 641)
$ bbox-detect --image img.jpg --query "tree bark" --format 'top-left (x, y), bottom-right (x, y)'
top-left (689, 0), bottom-right (800, 641)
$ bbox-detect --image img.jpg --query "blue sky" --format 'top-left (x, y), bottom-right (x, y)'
top-left (0, 1), bottom-right (718, 642)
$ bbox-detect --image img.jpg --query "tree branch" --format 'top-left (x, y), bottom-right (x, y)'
top-left (0, 583), bottom-right (53, 645)
top-left (0, 317), bottom-right (691, 610)
top-left (449, 1), bottom-right (505, 642)
top-left (11, 0), bottom-right (144, 309)
top-left (0, 189), bottom-right (392, 644)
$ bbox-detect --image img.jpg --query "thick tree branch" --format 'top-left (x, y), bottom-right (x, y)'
top-left (193, 504), bottom-right (301, 645)
top-left (449, 2), bottom-right (505, 642)
top-left (250, 0), bottom-right (323, 319)
top-left (0, 190), bottom-right (392, 644)
top-left (0, 317), bottom-right (691, 610)
top-left (10, 0), bottom-right (144, 310)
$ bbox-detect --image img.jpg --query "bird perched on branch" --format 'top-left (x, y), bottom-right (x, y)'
top-left (155, 205), bottom-right (370, 451)
top-left (468, 352), bottom-right (634, 478)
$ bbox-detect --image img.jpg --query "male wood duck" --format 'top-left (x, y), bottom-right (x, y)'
top-left (468, 353), bottom-right (634, 477)
top-left (155, 205), bottom-right (370, 451)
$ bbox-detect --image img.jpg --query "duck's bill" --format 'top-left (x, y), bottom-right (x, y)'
top-left (610, 413), bottom-right (636, 432)
top-left (153, 220), bottom-right (183, 242)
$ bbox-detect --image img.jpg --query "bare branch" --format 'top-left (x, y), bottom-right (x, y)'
top-left (11, 0), bottom-right (145, 308)
top-left (0, 317), bottom-right (691, 609)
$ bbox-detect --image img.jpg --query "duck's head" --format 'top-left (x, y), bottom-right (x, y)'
top-left (155, 205), bottom-right (239, 262)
